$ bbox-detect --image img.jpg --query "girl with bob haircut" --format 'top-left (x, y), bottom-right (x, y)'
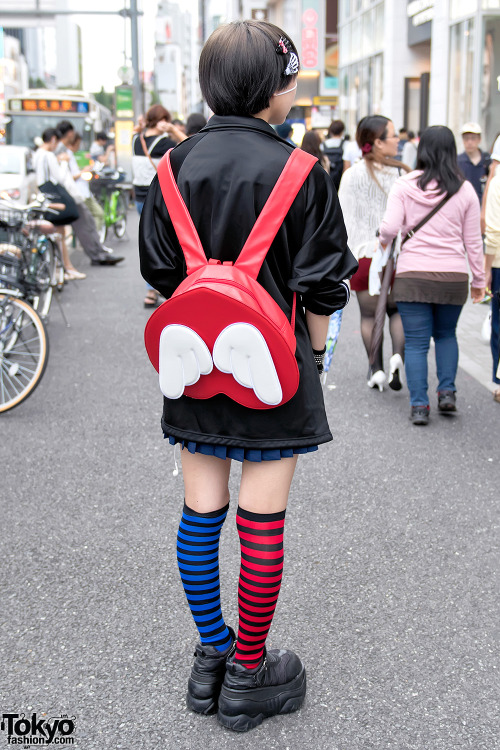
top-left (139, 20), bottom-right (357, 732)
top-left (379, 125), bottom-right (485, 424)
top-left (339, 115), bottom-right (410, 393)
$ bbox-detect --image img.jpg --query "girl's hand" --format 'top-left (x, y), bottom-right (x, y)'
top-left (471, 286), bottom-right (485, 303)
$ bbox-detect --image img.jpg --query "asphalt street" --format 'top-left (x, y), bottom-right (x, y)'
top-left (1, 210), bottom-right (499, 750)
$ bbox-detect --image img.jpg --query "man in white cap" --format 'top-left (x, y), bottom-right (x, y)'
top-left (457, 122), bottom-right (490, 205)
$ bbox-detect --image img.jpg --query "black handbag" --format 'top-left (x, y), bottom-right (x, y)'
top-left (38, 181), bottom-right (80, 225)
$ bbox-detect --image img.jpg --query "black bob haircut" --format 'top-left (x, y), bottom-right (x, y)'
top-left (416, 126), bottom-right (464, 196)
top-left (42, 128), bottom-right (61, 143)
top-left (199, 20), bottom-right (300, 117)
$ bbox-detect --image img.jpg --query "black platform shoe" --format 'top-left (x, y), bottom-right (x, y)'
top-left (217, 648), bottom-right (306, 732)
top-left (187, 628), bottom-right (236, 715)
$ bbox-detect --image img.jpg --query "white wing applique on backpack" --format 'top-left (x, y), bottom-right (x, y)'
top-left (212, 323), bottom-right (282, 406)
top-left (158, 325), bottom-right (213, 399)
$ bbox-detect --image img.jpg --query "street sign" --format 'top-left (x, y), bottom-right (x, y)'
top-left (313, 96), bottom-right (338, 105)
top-left (115, 86), bottom-right (134, 119)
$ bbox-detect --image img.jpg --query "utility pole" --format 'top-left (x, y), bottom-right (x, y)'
top-left (128, 0), bottom-right (142, 119)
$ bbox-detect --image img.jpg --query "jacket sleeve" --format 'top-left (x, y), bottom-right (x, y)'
top-left (288, 162), bottom-right (358, 315)
top-left (378, 179), bottom-right (406, 246)
top-left (138, 175), bottom-right (187, 299)
top-left (462, 182), bottom-right (486, 288)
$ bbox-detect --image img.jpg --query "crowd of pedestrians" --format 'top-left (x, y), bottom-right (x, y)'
top-left (31, 120), bottom-right (125, 281)
top-left (291, 111), bottom-right (497, 422)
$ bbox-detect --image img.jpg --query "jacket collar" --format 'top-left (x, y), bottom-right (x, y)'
top-left (203, 115), bottom-right (283, 140)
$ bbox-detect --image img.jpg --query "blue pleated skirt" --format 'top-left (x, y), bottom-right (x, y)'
top-left (164, 434), bottom-right (318, 462)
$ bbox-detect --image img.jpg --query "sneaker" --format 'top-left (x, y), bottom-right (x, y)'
top-left (186, 628), bottom-right (236, 715)
top-left (437, 390), bottom-right (456, 412)
top-left (217, 648), bottom-right (306, 732)
top-left (410, 405), bottom-right (430, 425)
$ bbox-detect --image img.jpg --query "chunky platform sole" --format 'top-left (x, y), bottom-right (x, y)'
top-left (186, 688), bottom-right (218, 715)
top-left (217, 667), bottom-right (306, 732)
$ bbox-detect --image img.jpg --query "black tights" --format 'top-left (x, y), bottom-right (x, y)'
top-left (356, 291), bottom-right (405, 373)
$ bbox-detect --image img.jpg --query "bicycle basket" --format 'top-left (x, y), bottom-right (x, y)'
top-left (0, 207), bottom-right (24, 231)
top-left (0, 244), bottom-right (22, 287)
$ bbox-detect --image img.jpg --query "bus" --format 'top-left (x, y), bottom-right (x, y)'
top-left (3, 89), bottom-right (113, 154)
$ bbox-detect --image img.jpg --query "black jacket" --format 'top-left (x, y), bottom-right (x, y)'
top-left (139, 115), bottom-right (357, 447)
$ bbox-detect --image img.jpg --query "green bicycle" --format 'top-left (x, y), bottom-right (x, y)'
top-left (89, 168), bottom-right (131, 244)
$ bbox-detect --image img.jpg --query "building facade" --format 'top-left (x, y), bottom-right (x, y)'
top-left (0, 0), bottom-right (82, 89)
top-left (338, 0), bottom-right (500, 146)
top-left (154, 0), bottom-right (203, 118)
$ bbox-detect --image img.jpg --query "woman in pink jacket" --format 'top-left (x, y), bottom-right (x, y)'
top-left (379, 126), bottom-right (485, 425)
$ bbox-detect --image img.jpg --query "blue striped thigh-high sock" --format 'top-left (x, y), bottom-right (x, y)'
top-left (176, 502), bottom-right (232, 651)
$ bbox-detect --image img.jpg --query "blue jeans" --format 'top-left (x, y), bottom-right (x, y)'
top-left (491, 268), bottom-right (500, 385)
top-left (397, 302), bottom-right (463, 406)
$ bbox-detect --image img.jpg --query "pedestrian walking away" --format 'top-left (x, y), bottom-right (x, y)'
top-left (338, 115), bottom-right (410, 393)
top-left (132, 104), bottom-right (186, 308)
top-left (378, 125), bottom-right (486, 425)
top-left (139, 19), bottom-right (357, 733)
top-left (322, 119), bottom-right (348, 191)
top-left (484, 169), bottom-right (500, 402)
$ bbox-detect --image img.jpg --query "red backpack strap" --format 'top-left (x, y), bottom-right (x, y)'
top-left (156, 149), bottom-right (207, 274)
top-left (235, 149), bottom-right (317, 278)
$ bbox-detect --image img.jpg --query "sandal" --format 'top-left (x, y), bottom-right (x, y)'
top-left (64, 268), bottom-right (86, 280)
top-left (144, 290), bottom-right (160, 308)
top-left (494, 389), bottom-right (500, 403)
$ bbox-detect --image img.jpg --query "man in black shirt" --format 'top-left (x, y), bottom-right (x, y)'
top-left (457, 122), bottom-right (490, 205)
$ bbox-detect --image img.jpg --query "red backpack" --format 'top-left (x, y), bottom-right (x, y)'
top-left (144, 147), bottom-right (317, 409)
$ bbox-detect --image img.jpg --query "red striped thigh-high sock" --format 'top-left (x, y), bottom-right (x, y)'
top-left (233, 506), bottom-right (286, 669)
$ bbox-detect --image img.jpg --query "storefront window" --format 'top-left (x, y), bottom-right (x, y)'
top-left (450, 0), bottom-right (477, 19)
top-left (480, 15), bottom-right (500, 149)
top-left (481, 16), bottom-right (500, 150)
top-left (448, 18), bottom-right (475, 141)
top-left (362, 10), bottom-right (375, 57)
top-left (372, 54), bottom-right (383, 114)
top-left (374, 4), bottom-right (384, 50)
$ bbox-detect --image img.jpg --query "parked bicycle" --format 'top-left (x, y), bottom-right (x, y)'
top-left (0, 287), bottom-right (49, 412)
top-left (0, 195), bottom-right (65, 319)
top-left (88, 166), bottom-right (131, 244)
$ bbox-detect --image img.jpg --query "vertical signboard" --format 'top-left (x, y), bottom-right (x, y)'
top-left (301, 0), bottom-right (320, 71)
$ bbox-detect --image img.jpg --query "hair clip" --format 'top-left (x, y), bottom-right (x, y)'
top-left (361, 143), bottom-right (372, 154)
top-left (276, 37), bottom-right (289, 55)
top-left (284, 52), bottom-right (299, 76)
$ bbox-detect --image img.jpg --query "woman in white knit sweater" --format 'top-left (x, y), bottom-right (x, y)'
top-left (339, 116), bottom-right (410, 391)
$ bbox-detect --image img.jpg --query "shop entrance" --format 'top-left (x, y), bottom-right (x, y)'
top-left (404, 73), bottom-right (429, 135)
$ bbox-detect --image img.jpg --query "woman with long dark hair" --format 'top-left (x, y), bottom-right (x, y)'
top-left (379, 126), bottom-right (485, 424)
top-left (338, 115), bottom-right (410, 391)
top-left (300, 130), bottom-right (330, 173)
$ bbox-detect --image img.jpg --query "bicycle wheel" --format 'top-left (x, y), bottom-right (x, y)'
top-left (30, 237), bottom-right (55, 318)
top-left (113, 193), bottom-right (127, 238)
top-left (0, 295), bottom-right (49, 413)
